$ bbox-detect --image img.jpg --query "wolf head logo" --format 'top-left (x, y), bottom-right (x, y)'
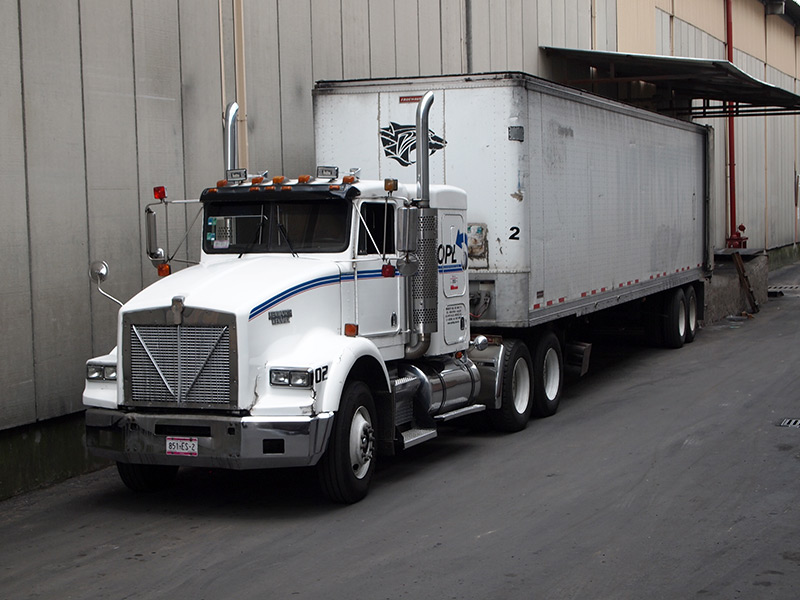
top-left (379, 122), bottom-right (446, 167)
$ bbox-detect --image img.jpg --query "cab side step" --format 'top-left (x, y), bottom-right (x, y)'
top-left (433, 404), bottom-right (486, 422)
top-left (401, 427), bottom-right (437, 449)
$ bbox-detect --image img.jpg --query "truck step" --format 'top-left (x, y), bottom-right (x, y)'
top-left (401, 427), bottom-right (437, 449)
top-left (433, 404), bottom-right (486, 423)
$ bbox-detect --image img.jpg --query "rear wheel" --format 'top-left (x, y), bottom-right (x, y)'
top-left (532, 332), bottom-right (563, 418)
top-left (663, 287), bottom-right (687, 349)
top-left (684, 285), bottom-right (698, 343)
top-left (116, 463), bottom-right (178, 492)
top-left (318, 381), bottom-right (376, 504)
top-left (489, 339), bottom-right (533, 433)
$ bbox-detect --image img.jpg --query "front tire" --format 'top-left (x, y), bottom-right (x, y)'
top-left (531, 331), bottom-right (564, 418)
top-left (116, 462), bottom-right (178, 492)
top-left (489, 339), bottom-right (534, 432)
top-left (318, 381), bottom-right (377, 503)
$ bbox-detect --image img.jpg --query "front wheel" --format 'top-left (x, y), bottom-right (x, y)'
top-left (116, 462), bottom-right (178, 492)
top-left (531, 331), bottom-right (564, 418)
top-left (318, 381), bottom-right (377, 504)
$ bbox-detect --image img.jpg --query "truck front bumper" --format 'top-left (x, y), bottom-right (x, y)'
top-left (85, 408), bottom-right (334, 470)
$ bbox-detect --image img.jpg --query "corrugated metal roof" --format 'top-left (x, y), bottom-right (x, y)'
top-left (543, 47), bottom-right (800, 117)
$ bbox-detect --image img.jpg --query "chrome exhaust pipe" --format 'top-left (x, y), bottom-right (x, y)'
top-left (405, 92), bottom-right (438, 358)
top-left (415, 91), bottom-right (434, 207)
top-left (225, 101), bottom-right (239, 173)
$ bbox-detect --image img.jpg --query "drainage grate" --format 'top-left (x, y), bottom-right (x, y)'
top-left (768, 285), bottom-right (800, 298)
top-left (779, 418), bottom-right (800, 428)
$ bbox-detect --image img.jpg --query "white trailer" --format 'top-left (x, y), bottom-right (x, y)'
top-left (83, 74), bottom-right (709, 503)
top-left (314, 72), bottom-right (710, 413)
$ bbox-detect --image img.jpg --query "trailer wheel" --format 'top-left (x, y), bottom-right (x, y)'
top-left (489, 339), bottom-right (533, 433)
top-left (116, 462), bottom-right (178, 492)
top-left (684, 285), bottom-right (698, 343)
top-left (318, 380), bottom-right (376, 503)
top-left (663, 287), bottom-right (687, 349)
top-left (532, 332), bottom-right (563, 418)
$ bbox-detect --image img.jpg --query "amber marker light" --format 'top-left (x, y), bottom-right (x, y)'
top-left (157, 263), bottom-right (171, 277)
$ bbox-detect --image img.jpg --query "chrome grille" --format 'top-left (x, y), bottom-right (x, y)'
top-left (127, 320), bottom-right (234, 408)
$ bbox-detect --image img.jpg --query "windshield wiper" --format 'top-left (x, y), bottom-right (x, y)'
top-left (238, 214), bottom-right (268, 259)
top-left (277, 222), bottom-right (298, 257)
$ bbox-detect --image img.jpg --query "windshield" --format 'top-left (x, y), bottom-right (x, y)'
top-left (203, 197), bottom-right (351, 254)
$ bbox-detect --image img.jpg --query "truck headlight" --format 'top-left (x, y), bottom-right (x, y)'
top-left (87, 363), bottom-right (117, 381)
top-left (270, 368), bottom-right (312, 388)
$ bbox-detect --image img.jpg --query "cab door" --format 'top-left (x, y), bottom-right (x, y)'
top-left (354, 200), bottom-right (403, 358)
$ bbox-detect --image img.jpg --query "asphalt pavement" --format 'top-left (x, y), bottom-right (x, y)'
top-left (2, 266), bottom-right (800, 599)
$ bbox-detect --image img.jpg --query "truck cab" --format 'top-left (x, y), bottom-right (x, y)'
top-left (84, 93), bottom-right (532, 503)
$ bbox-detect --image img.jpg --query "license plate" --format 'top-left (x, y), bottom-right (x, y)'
top-left (166, 436), bottom-right (198, 456)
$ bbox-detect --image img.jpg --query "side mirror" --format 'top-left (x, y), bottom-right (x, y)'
top-left (88, 260), bottom-right (123, 307)
top-left (89, 260), bottom-right (109, 285)
top-left (471, 335), bottom-right (489, 352)
top-left (145, 207), bottom-right (166, 264)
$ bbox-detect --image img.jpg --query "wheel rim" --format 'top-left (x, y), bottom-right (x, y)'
top-left (348, 406), bottom-right (374, 480)
top-left (542, 347), bottom-right (561, 401)
top-left (511, 358), bottom-right (531, 414)
top-left (678, 299), bottom-right (686, 337)
top-left (688, 294), bottom-right (697, 334)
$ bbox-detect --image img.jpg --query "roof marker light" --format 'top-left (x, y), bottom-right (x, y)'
top-left (298, 175), bottom-right (312, 183)
top-left (343, 175), bottom-right (355, 184)
top-left (272, 176), bottom-right (286, 185)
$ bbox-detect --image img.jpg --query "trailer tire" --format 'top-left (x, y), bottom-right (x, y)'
top-left (684, 285), bottom-right (698, 343)
top-left (318, 381), bottom-right (376, 504)
top-left (532, 332), bottom-right (563, 418)
top-left (663, 287), bottom-right (687, 349)
top-left (116, 462), bottom-right (178, 492)
top-left (489, 340), bottom-right (533, 433)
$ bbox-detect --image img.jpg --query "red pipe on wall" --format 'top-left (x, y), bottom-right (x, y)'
top-left (725, 0), bottom-right (745, 247)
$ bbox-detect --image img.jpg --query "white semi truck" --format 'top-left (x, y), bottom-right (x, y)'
top-left (84, 72), bottom-right (709, 503)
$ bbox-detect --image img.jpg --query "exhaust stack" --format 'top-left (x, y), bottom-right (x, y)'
top-left (405, 92), bottom-right (438, 359)
top-left (415, 92), bottom-right (434, 206)
top-left (225, 101), bottom-right (239, 174)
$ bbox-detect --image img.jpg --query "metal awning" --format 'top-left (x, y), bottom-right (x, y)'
top-left (542, 47), bottom-right (800, 118)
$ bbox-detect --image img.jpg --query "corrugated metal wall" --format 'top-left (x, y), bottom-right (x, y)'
top-left (2, 0), bottom-right (799, 431)
top-left (2, 0), bottom-right (226, 431)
